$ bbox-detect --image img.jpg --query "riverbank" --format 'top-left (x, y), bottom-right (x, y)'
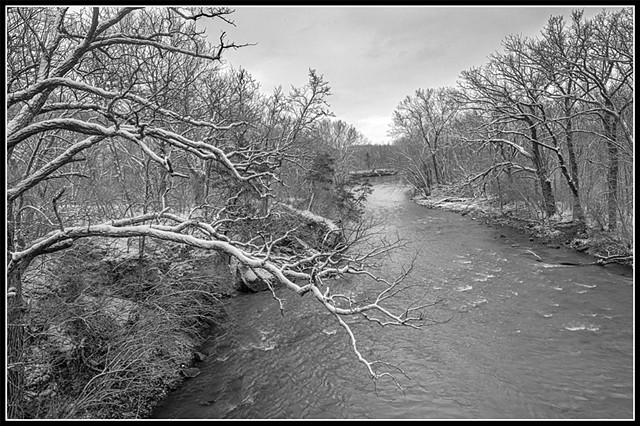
top-left (18, 238), bottom-right (239, 419)
top-left (18, 181), bottom-right (630, 418)
top-left (148, 180), bottom-right (634, 420)
top-left (17, 202), bottom-right (345, 419)
top-left (412, 183), bottom-right (633, 268)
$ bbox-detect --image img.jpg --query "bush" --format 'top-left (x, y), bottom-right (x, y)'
top-left (20, 239), bottom-right (231, 419)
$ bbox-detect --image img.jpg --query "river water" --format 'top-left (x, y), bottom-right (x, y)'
top-left (152, 179), bottom-right (634, 419)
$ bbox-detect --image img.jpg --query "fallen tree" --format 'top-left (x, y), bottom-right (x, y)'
top-left (7, 7), bottom-right (441, 418)
top-left (348, 168), bottom-right (398, 178)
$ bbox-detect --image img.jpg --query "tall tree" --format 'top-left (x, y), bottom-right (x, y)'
top-left (523, 19), bottom-right (588, 224)
top-left (312, 118), bottom-right (364, 185)
top-left (568, 8), bottom-right (633, 231)
top-left (390, 87), bottom-right (459, 190)
top-left (459, 46), bottom-right (559, 218)
top-left (6, 8), bottom-right (436, 416)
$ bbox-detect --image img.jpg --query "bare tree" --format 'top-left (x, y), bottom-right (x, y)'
top-left (280, 118), bottom-right (368, 217)
top-left (459, 47), bottom-right (560, 218)
top-left (527, 14), bottom-right (588, 224)
top-left (312, 118), bottom-right (364, 185)
top-left (6, 7), bottom-right (437, 417)
top-left (567, 8), bottom-right (633, 232)
top-left (390, 87), bottom-right (460, 192)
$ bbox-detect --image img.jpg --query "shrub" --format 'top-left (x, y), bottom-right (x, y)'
top-left (19, 239), bottom-right (231, 419)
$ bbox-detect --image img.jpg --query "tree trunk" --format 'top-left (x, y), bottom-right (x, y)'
top-left (529, 125), bottom-right (557, 218)
top-left (263, 195), bottom-right (270, 216)
top-left (539, 175), bottom-right (556, 218)
top-left (420, 161), bottom-right (432, 195)
top-left (604, 112), bottom-right (619, 232)
top-left (431, 152), bottom-right (441, 185)
top-left (193, 173), bottom-right (206, 207)
top-left (186, 161), bottom-right (207, 208)
top-left (7, 249), bottom-right (31, 419)
top-left (7, 201), bottom-right (25, 418)
top-left (7, 268), bottom-right (25, 418)
top-left (158, 171), bottom-right (167, 208)
top-left (307, 190), bottom-right (316, 211)
top-left (564, 99), bottom-right (586, 223)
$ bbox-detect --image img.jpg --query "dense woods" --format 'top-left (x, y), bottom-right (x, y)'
top-left (6, 7), bottom-right (432, 419)
top-left (5, 6), bottom-right (633, 419)
top-left (384, 8), bottom-right (633, 248)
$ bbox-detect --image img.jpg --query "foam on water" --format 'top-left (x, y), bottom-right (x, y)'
top-left (575, 283), bottom-right (597, 288)
top-left (563, 322), bottom-right (601, 332)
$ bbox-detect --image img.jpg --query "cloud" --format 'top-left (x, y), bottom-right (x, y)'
top-left (210, 6), bottom-right (622, 146)
top-left (352, 115), bottom-right (395, 145)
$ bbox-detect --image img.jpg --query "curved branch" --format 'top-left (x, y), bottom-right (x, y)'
top-left (8, 135), bottom-right (105, 202)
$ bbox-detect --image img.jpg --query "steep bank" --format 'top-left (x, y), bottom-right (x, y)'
top-left (18, 203), bottom-right (343, 419)
top-left (20, 239), bottom-right (238, 419)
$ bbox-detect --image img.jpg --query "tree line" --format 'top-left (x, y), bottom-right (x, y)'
top-left (4, 6), bottom-right (633, 419)
top-left (387, 8), bottom-right (633, 245)
top-left (6, 7), bottom-right (433, 418)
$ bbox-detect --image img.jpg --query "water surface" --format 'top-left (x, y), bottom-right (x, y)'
top-left (152, 180), bottom-right (634, 419)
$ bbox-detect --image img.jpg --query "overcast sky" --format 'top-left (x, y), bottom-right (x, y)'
top-left (202, 5), bottom-right (618, 145)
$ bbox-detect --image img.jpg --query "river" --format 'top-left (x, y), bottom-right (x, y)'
top-left (152, 179), bottom-right (634, 419)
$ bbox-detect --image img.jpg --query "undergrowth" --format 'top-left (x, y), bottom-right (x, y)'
top-left (20, 238), bottom-right (234, 419)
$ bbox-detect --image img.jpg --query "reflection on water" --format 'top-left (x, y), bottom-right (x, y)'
top-left (152, 179), bottom-right (633, 420)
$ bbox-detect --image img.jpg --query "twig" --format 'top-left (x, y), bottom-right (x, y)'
top-left (524, 249), bottom-right (542, 261)
top-left (51, 188), bottom-right (66, 231)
